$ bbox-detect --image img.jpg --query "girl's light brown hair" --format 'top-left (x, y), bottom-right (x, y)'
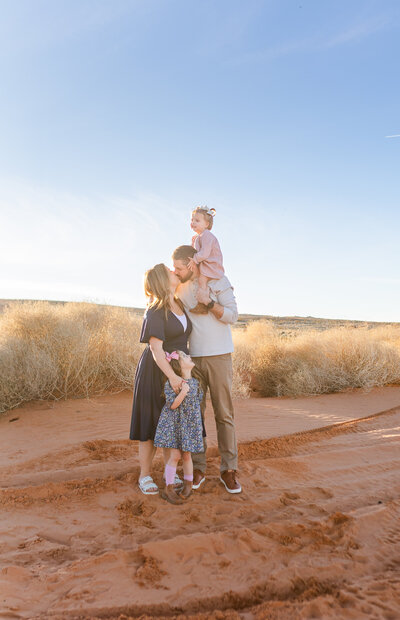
top-left (192, 206), bottom-right (216, 230)
top-left (144, 263), bottom-right (183, 315)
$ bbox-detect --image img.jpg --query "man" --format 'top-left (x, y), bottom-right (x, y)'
top-left (173, 245), bottom-right (241, 494)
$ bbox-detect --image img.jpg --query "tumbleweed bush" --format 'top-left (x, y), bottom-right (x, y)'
top-left (0, 301), bottom-right (142, 413)
top-left (1, 303), bottom-right (400, 413)
top-left (232, 320), bottom-right (400, 397)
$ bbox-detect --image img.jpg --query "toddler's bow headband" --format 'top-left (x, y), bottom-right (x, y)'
top-left (204, 206), bottom-right (216, 217)
top-left (165, 351), bottom-right (179, 362)
top-left (195, 205), bottom-right (216, 217)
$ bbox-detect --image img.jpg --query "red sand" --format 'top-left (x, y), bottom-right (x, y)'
top-left (1, 388), bottom-right (400, 619)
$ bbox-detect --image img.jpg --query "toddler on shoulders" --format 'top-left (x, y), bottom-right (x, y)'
top-left (188, 206), bottom-right (225, 314)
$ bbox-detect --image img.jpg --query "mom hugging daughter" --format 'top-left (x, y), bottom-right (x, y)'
top-left (129, 263), bottom-right (205, 504)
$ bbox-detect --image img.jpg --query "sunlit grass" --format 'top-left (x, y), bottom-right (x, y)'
top-left (0, 301), bottom-right (142, 413)
top-left (232, 320), bottom-right (400, 397)
top-left (1, 302), bottom-right (400, 413)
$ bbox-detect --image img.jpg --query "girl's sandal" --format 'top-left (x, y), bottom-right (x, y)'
top-left (163, 473), bottom-right (184, 490)
top-left (138, 476), bottom-right (159, 495)
top-left (173, 473), bottom-right (184, 490)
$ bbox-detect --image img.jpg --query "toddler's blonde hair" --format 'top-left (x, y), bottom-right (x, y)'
top-left (192, 206), bottom-right (216, 230)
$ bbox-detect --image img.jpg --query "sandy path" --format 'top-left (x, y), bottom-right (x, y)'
top-left (2, 385), bottom-right (400, 469)
top-left (1, 389), bottom-right (400, 619)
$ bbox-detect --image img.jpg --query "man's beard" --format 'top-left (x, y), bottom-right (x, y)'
top-left (179, 271), bottom-right (193, 283)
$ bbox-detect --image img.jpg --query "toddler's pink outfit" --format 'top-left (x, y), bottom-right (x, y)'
top-left (192, 229), bottom-right (225, 280)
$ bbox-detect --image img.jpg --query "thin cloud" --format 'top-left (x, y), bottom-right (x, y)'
top-left (229, 13), bottom-right (394, 66)
top-left (386, 134), bottom-right (400, 138)
top-left (324, 15), bottom-right (389, 48)
top-left (0, 0), bottom-right (141, 58)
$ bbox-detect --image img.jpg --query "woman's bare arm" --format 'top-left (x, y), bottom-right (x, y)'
top-left (149, 337), bottom-right (183, 393)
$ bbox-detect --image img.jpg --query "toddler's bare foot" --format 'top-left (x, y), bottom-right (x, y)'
top-left (190, 302), bottom-right (208, 314)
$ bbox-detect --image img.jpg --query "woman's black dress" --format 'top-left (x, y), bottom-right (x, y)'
top-left (129, 306), bottom-right (192, 441)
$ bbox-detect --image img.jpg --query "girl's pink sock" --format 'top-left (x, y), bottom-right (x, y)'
top-left (165, 464), bottom-right (176, 486)
top-left (184, 474), bottom-right (193, 481)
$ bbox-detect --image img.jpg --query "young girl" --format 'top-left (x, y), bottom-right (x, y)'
top-left (154, 350), bottom-right (204, 505)
top-left (188, 206), bottom-right (225, 314)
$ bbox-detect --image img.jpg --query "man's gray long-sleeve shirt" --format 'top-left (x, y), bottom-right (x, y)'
top-left (176, 276), bottom-right (238, 357)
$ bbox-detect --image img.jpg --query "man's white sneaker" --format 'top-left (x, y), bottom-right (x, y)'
top-left (192, 469), bottom-right (205, 490)
top-left (220, 470), bottom-right (242, 494)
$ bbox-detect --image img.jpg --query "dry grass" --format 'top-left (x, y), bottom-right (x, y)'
top-left (1, 302), bottom-right (400, 413)
top-left (0, 301), bottom-right (143, 413)
top-left (232, 321), bottom-right (400, 397)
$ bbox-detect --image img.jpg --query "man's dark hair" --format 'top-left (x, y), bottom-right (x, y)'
top-left (172, 245), bottom-right (197, 263)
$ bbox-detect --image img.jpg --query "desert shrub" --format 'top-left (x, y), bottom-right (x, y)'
top-left (1, 303), bottom-right (400, 413)
top-left (0, 302), bottom-right (143, 413)
top-left (232, 321), bottom-right (400, 397)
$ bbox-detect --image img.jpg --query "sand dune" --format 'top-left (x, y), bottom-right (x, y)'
top-left (1, 389), bottom-right (400, 619)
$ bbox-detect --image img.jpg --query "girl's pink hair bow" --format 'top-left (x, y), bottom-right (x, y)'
top-left (165, 351), bottom-right (179, 362)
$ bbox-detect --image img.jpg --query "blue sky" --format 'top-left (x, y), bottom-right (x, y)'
top-left (1, 0), bottom-right (399, 321)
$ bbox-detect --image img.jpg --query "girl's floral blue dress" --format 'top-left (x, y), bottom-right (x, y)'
top-left (154, 378), bottom-right (204, 452)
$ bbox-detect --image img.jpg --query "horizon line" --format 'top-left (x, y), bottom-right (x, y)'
top-left (0, 297), bottom-right (398, 325)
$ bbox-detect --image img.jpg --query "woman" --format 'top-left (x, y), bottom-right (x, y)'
top-left (129, 263), bottom-right (192, 495)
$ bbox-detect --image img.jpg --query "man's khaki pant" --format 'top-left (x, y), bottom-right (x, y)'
top-left (192, 353), bottom-right (238, 473)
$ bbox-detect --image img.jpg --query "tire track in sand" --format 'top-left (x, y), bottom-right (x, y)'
top-left (1, 409), bottom-right (400, 619)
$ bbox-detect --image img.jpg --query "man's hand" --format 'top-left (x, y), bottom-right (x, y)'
top-left (196, 287), bottom-right (211, 305)
top-left (191, 262), bottom-right (200, 277)
top-left (187, 258), bottom-right (197, 272)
